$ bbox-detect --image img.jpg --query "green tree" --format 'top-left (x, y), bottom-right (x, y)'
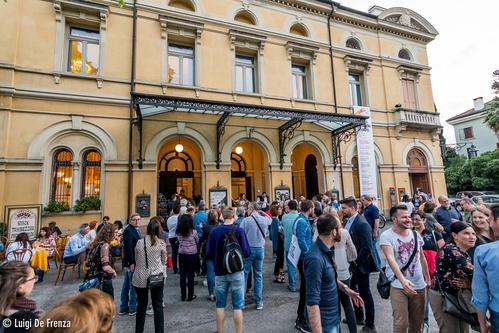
top-left (469, 149), bottom-right (499, 190)
top-left (444, 152), bottom-right (472, 194)
top-left (484, 70), bottom-right (499, 136)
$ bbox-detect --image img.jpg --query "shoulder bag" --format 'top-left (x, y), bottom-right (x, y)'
top-left (251, 215), bottom-right (266, 239)
top-left (435, 274), bottom-right (478, 326)
top-left (377, 230), bottom-right (418, 299)
top-left (143, 237), bottom-right (164, 289)
top-left (287, 216), bottom-right (302, 268)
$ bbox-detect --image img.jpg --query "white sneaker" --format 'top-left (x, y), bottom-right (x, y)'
top-left (422, 323), bottom-right (429, 333)
top-left (146, 308), bottom-right (154, 316)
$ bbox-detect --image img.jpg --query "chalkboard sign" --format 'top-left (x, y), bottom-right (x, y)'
top-left (136, 194), bottom-right (151, 217)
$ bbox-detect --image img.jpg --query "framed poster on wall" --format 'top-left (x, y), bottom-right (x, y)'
top-left (209, 185), bottom-right (227, 208)
top-left (136, 194), bottom-right (151, 217)
top-left (274, 184), bottom-right (291, 202)
top-left (4, 205), bottom-right (42, 241)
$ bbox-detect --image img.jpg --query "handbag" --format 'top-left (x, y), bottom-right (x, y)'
top-left (377, 231), bottom-right (418, 299)
top-left (143, 237), bottom-right (164, 289)
top-left (435, 276), bottom-right (479, 326)
top-left (287, 217), bottom-right (302, 268)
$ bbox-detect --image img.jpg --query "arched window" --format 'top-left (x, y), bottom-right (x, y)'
top-left (290, 23), bottom-right (309, 37)
top-left (346, 38), bottom-right (361, 50)
top-left (159, 151), bottom-right (193, 172)
top-left (51, 149), bottom-right (73, 205)
top-left (398, 48), bottom-right (411, 60)
top-left (168, 0), bottom-right (195, 11)
top-left (234, 10), bottom-right (257, 25)
top-left (231, 152), bottom-right (246, 173)
top-left (81, 150), bottom-right (101, 198)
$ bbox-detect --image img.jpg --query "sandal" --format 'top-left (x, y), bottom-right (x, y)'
top-left (273, 276), bottom-right (285, 283)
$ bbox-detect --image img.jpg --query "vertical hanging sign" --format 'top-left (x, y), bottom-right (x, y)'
top-left (354, 106), bottom-right (378, 198)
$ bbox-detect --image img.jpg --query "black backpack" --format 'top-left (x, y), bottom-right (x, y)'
top-left (223, 225), bottom-right (244, 274)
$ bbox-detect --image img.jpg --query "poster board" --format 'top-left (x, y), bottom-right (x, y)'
top-left (274, 185), bottom-right (291, 202)
top-left (209, 186), bottom-right (227, 208)
top-left (5, 205), bottom-right (42, 241)
top-left (136, 194), bottom-right (151, 217)
top-left (354, 106), bottom-right (378, 198)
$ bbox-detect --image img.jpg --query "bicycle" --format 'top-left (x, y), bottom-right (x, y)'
top-left (379, 214), bottom-right (387, 229)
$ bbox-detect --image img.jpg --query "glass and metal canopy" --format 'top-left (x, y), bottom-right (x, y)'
top-left (132, 93), bottom-right (367, 169)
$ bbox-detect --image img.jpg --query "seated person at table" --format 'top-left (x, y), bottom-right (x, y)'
top-left (36, 227), bottom-right (55, 256)
top-left (63, 223), bottom-right (90, 264)
top-left (6, 232), bottom-right (32, 263)
top-left (48, 221), bottom-right (62, 238)
top-left (84, 220), bottom-right (98, 244)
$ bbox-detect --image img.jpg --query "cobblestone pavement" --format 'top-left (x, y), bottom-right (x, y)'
top-left (31, 233), bottom-right (441, 332)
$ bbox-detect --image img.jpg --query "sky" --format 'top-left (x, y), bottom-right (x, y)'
top-left (340, 0), bottom-right (499, 143)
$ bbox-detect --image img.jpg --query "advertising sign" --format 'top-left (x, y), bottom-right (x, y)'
top-left (5, 205), bottom-right (42, 241)
top-left (354, 106), bottom-right (378, 198)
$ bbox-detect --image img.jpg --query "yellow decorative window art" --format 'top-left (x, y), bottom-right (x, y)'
top-left (68, 27), bottom-right (100, 75)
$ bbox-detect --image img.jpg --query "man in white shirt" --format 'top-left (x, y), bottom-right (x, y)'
top-left (380, 205), bottom-right (430, 333)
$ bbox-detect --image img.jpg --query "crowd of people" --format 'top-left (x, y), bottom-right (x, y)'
top-left (1, 189), bottom-right (498, 333)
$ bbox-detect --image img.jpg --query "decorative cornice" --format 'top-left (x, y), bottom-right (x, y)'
top-left (229, 29), bottom-right (267, 55)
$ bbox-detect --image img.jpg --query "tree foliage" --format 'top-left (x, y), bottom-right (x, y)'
top-left (445, 148), bottom-right (499, 194)
top-left (485, 69), bottom-right (499, 134)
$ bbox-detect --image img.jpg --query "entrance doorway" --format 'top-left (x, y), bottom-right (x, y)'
top-left (407, 148), bottom-right (430, 194)
top-left (305, 154), bottom-right (319, 199)
top-left (291, 143), bottom-right (324, 199)
top-left (230, 140), bottom-right (269, 203)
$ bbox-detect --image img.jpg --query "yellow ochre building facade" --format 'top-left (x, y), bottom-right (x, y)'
top-left (0, 0), bottom-right (446, 230)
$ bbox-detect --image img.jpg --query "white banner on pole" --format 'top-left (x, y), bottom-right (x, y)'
top-left (353, 106), bottom-right (378, 198)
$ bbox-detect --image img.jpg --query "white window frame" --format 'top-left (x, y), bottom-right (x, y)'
top-left (344, 55), bottom-right (372, 108)
top-left (291, 63), bottom-right (308, 100)
top-left (287, 42), bottom-right (318, 102)
top-left (66, 26), bottom-right (101, 76)
top-left (348, 73), bottom-right (364, 106)
top-left (235, 54), bottom-right (256, 93)
top-left (167, 43), bottom-right (195, 86)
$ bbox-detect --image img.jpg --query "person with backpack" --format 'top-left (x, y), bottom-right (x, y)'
top-left (239, 201), bottom-right (272, 310)
top-left (206, 207), bottom-right (251, 333)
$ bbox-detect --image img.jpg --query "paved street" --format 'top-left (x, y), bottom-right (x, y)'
top-left (31, 232), bottom-right (440, 332)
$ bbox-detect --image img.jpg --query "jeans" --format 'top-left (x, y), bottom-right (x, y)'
top-left (179, 253), bottom-right (197, 300)
top-left (120, 268), bottom-right (137, 313)
top-left (134, 285), bottom-right (164, 333)
top-left (244, 247), bottom-right (264, 305)
top-left (297, 258), bottom-right (307, 321)
top-left (101, 278), bottom-right (114, 299)
top-left (390, 287), bottom-right (425, 333)
top-left (323, 324), bottom-right (340, 333)
top-left (63, 255), bottom-right (78, 264)
top-left (215, 271), bottom-right (245, 310)
top-left (491, 309), bottom-right (499, 333)
top-left (206, 259), bottom-right (215, 296)
top-left (424, 290), bottom-right (430, 325)
top-left (340, 278), bottom-right (357, 333)
top-left (351, 267), bottom-right (375, 328)
top-left (169, 238), bottom-right (179, 274)
top-left (285, 251), bottom-right (296, 289)
top-left (371, 239), bottom-right (381, 271)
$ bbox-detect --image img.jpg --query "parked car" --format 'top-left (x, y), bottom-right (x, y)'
top-left (472, 195), bottom-right (499, 207)
top-left (455, 191), bottom-right (497, 207)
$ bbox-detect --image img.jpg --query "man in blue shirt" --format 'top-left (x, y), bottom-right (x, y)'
top-left (206, 207), bottom-right (250, 333)
top-left (282, 200), bottom-right (299, 291)
top-left (305, 214), bottom-right (363, 333)
top-left (294, 199), bottom-right (314, 333)
top-left (472, 204), bottom-right (499, 333)
top-left (63, 223), bottom-right (89, 264)
top-left (361, 195), bottom-right (381, 270)
top-left (434, 195), bottom-right (462, 241)
top-left (193, 201), bottom-right (207, 239)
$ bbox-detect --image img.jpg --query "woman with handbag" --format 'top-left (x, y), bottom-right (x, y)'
top-left (429, 222), bottom-right (477, 333)
top-left (133, 219), bottom-right (167, 333)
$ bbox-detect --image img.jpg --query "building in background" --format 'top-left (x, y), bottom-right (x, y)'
top-left (0, 0), bottom-right (444, 231)
top-left (447, 97), bottom-right (499, 157)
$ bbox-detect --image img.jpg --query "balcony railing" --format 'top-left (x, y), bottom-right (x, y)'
top-left (394, 108), bottom-right (441, 129)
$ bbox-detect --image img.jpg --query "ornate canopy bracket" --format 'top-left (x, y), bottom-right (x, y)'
top-left (279, 118), bottom-right (302, 169)
top-left (216, 112), bottom-right (230, 169)
top-left (331, 123), bottom-right (366, 170)
top-left (135, 103), bottom-right (144, 169)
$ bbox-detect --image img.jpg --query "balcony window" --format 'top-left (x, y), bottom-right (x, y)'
top-left (235, 55), bottom-right (256, 93)
top-left (168, 44), bottom-right (194, 85)
top-left (402, 78), bottom-right (417, 109)
top-left (349, 73), bottom-right (363, 106)
top-left (68, 27), bottom-right (100, 75)
top-left (292, 64), bottom-right (307, 99)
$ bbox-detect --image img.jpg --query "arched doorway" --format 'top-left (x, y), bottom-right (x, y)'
top-left (305, 155), bottom-right (319, 199)
top-left (230, 140), bottom-right (269, 203)
top-left (291, 143), bottom-right (324, 199)
top-left (157, 137), bottom-right (202, 202)
top-left (407, 148), bottom-right (430, 194)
